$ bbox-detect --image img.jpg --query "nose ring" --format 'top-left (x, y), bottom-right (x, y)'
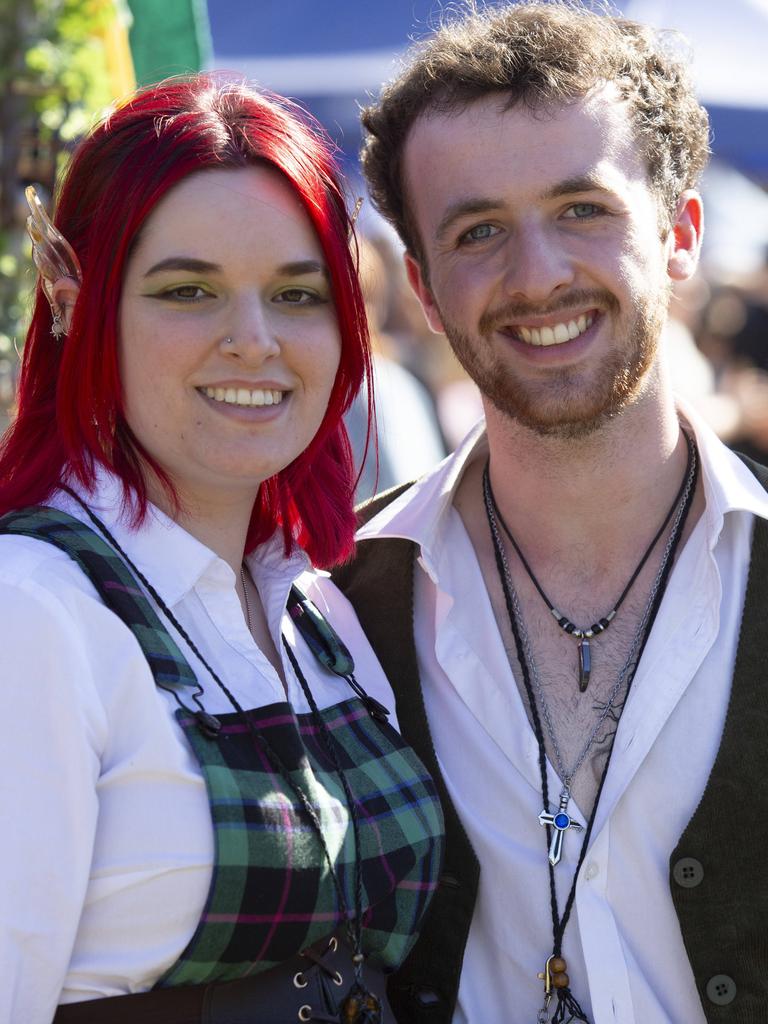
top-left (222, 336), bottom-right (234, 346)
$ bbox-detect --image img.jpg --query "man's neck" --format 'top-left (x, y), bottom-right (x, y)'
top-left (452, 388), bottom-right (704, 814)
top-left (457, 389), bottom-right (695, 585)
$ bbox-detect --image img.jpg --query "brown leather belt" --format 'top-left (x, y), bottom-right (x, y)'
top-left (52, 935), bottom-right (392, 1024)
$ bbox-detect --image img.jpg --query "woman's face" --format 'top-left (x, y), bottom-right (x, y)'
top-left (118, 166), bottom-right (341, 512)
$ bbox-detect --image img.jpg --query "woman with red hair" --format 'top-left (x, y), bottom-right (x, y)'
top-left (0, 77), bottom-right (443, 1024)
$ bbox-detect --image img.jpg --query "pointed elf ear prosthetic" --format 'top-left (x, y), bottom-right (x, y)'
top-left (349, 196), bottom-right (363, 235)
top-left (25, 185), bottom-right (82, 339)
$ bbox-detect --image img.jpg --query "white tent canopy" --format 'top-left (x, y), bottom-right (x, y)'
top-left (624, 0), bottom-right (768, 109)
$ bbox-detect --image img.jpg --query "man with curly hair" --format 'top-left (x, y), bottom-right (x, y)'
top-left (335, 3), bottom-right (768, 1022)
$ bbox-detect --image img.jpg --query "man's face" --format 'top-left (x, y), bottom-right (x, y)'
top-left (402, 86), bottom-right (701, 438)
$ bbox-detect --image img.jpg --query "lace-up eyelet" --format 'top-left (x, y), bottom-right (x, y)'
top-left (332, 971), bottom-right (344, 986)
top-left (293, 971), bottom-right (308, 989)
top-left (298, 1006), bottom-right (312, 1022)
top-left (328, 936), bottom-right (338, 953)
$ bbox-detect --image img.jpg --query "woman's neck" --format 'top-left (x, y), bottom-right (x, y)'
top-left (145, 476), bottom-right (259, 574)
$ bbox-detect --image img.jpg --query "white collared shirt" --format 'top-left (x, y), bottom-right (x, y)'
top-left (357, 407), bottom-right (768, 1024)
top-left (0, 470), bottom-right (399, 1024)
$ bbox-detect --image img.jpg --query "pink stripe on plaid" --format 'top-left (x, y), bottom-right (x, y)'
top-left (299, 705), bottom-right (368, 734)
top-left (205, 704), bottom-right (367, 736)
top-left (222, 713), bottom-right (296, 733)
top-left (102, 580), bottom-right (143, 595)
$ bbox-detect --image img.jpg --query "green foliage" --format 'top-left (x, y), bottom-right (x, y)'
top-left (25, 0), bottom-right (114, 141)
top-left (0, 0), bottom-right (115, 389)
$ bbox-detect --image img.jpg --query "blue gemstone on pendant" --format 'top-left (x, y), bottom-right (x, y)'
top-left (554, 812), bottom-right (570, 830)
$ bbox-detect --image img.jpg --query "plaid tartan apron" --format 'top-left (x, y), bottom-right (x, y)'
top-left (0, 507), bottom-right (444, 987)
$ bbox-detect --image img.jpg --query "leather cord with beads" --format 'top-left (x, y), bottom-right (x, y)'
top-left (485, 433), bottom-right (694, 691)
top-left (483, 435), bottom-right (699, 1023)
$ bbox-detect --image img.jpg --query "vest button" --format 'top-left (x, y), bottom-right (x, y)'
top-left (706, 975), bottom-right (737, 1005)
top-left (415, 989), bottom-right (441, 1007)
top-left (672, 856), bottom-right (704, 888)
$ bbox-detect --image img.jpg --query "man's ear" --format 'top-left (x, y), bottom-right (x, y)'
top-left (50, 276), bottom-right (81, 333)
top-left (667, 190), bottom-right (703, 282)
top-left (404, 252), bottom-right (445, 335)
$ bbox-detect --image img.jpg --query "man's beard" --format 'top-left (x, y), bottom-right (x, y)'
top-left (439, 287), bottom-right (669, 440)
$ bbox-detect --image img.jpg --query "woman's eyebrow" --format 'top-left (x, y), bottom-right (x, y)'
top-left (275, 260), bottom-right (327, 278)
top-left (143, 257), bottom-right (220, 278)
top-left (143, 257), bottom-right (327, 278)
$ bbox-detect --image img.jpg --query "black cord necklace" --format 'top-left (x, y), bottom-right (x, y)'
top-left (482, 435), bottom-right (698, 1023)
top-left (487, 438), bottom-right (695, 691)
top-left (63, 488), bottom-right (382, 1024)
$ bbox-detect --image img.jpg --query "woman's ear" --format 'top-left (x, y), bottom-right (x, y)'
top-left (50, 277), bottom-right (81, 334)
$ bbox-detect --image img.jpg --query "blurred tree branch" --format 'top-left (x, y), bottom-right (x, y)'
top-left (0, 0), bottom-right (114, 415)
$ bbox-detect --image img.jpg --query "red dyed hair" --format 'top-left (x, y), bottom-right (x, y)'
top-left (0, 76), bottom-right (373, 566)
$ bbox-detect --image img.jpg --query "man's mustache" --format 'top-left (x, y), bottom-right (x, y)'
top-left (478, 289), bottom-right (620, 334)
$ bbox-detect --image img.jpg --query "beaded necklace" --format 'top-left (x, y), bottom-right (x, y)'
top-left (488, 441), bottom-right (694, 691)
top-left (481, 434), bottom-right (698, 1022)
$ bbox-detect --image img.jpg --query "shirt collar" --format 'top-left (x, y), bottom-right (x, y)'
top-left (52, 465), bottom-right (314, 610)
top-left (680, 399), bottom-right (768, 527)
top-left (356, 418), bottom-right (486, 578)
top-left (358, 405), bottom-right (768, 567)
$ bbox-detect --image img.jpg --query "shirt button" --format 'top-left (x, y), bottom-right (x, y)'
top-left (705, 975), bottom-right (736, 1005)
top-left (584, 862), bottom-right (599, 880)
top-left (672, 857), bottom-right (704, 888)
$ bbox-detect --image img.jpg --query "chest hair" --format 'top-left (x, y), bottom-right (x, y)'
top-left (480, 535), bottom-right (665, 815)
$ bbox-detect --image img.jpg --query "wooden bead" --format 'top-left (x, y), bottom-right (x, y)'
top-left (550, 958), bottom-right (567, 974)
top-left (552, 972), bottom-right (570, 989)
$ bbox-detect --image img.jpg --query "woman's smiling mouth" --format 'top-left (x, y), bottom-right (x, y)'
top-left (199, 386), bottom-right (286, 407)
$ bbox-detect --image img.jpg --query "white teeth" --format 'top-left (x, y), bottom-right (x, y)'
top-left (202, 387), bottom-right (285, 407)
top-left (514, 313), bottom-right (595, 347)
top-left (553, 323), bottom-right (570, 344)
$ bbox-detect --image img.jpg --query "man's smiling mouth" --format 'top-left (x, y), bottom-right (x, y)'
top-left (506, 312), bottom-right (596, 347)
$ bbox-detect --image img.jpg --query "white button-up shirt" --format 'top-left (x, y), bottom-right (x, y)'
top-left (357, 408), bottom-right (768, 1024)
top-left (0, 471), bottom-right (399, 1024)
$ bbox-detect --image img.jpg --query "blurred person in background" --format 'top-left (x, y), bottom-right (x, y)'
top-left (0, 75), bottom-right (443, 1024)
top-left (345, 235), bottom-right (446, 500)
top-left (662, 275), bottom-right (743, 441)
top-left (335, 3), bottom-right (768, 1023)
top-left (696, 254), bottom-right (768, 462)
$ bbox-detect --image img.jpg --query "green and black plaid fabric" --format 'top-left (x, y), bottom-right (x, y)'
top-left (0, 507), bottom-right (197, 690)
top-left (0, 507), bottom-right (445, 986)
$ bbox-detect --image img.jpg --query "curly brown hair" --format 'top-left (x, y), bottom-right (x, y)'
top-left (361, 1), bottom-right (710, 262)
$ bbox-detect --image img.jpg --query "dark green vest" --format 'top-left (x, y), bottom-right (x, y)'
top-left (333, 460), bottom-right (768, 1024)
